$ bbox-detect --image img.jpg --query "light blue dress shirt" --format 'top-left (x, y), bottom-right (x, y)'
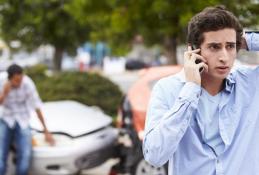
top-left (198, 89), bottom-right (224, 156)
top-left (143, 33), bottom-right (259, 175)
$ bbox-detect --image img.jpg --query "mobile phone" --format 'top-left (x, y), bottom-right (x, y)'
top-left (191, 44), bottom-right (204, 73)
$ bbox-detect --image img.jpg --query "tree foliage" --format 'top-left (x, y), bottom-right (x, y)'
top-left (0, 0), bottom-right (259, 67)
top-left (103, 0), bottom-right (259, 63)
top-left (0, 0), bottom-right (112, 70)
top-left (106, 0), bottom-right (222, 62)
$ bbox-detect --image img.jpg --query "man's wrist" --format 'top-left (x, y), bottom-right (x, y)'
top-left (43, 128), bottom-right (49, 133)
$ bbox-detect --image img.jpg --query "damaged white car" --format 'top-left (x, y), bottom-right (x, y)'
top-left (7, 100), bottom-right (118, 175)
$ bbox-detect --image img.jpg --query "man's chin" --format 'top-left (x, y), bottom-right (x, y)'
top-left (215, 73), bottom-right (230, 80)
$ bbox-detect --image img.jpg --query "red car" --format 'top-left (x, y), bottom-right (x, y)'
top-left (112, 65), bottom-right (182, 175)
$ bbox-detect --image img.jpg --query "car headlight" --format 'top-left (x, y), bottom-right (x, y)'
top-left (32, 132), bottom-right (74, 147)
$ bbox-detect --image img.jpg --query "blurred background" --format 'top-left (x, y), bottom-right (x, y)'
top-left (0, 0), bottom-right (259, 175)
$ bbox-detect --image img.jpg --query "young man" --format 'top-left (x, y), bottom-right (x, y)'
top-left (0, 64), bottom-right (55, 175)
top-left (143, 6), bottom-right (259, 175)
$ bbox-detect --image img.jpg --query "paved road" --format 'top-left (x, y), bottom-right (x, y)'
top-left (7, 158), bottom-right (119, 175)
top-left (81, 159), bottom-right (119, 175)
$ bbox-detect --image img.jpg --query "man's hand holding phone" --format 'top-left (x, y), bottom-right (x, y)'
top-left (184, 46), bottom-right (208, 85)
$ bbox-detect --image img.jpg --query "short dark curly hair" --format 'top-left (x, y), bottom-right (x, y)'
top-left (187, 5), bottom-right (243, 51)
top-left (7, 64), bottom-right (23, 80)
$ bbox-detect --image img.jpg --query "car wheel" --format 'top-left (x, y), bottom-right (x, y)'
top-left (132, 157), bottom-right (167, 175)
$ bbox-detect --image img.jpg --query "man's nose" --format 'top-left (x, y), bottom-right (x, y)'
top-left (219, 48), bottom-right (229, 62)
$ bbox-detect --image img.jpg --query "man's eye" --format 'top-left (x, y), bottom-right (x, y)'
top-left (227, 44), bottom-right (236, 49)
top-left (209, 45), bottom-right (220, 50)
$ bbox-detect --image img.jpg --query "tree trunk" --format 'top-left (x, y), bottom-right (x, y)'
top-left (163, 36), bottom-right (178, 65)
top-left (53, 47), bottom-right (63, 71)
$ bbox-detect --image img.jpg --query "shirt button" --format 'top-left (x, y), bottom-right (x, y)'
top-left (145, 150), bottom-right (148, 154)
top-left (196, 94), bottom-right (199, 98)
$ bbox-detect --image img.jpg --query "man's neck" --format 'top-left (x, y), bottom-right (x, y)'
top-left (201, 75), bottom-right (224, 96)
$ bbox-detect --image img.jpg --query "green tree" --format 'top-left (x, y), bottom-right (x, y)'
top-left (0, 0), bottom-right (111, 70)
top-left (98, 0), bottom-right (258, 64)
top-left (1, 0), bottom-right (257, 68)
top-left (99, 0), bottom-right (221, 64)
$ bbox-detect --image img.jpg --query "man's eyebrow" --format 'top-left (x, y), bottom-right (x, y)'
top-left (206, 42), bottom-right (236, 45)
top-left (207, 42), bottom-right (221, 46)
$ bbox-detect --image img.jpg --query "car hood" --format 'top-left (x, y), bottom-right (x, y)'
top-left (30, 100), bottom-right (112, 137)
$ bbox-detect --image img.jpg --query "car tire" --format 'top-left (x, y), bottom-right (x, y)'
top-left (131, 157), bottom-right (167, 175)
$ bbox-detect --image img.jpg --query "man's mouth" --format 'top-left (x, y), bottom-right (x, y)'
top-left (216, 66), bottom-right (229, 73)
top-left (217, 66), bottom-right (229, 69)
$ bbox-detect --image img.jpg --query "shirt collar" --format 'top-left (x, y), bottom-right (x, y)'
top-left (176, 68), bottom-right (236, 92)
top-left (224, 72), bottom-right (236, 93)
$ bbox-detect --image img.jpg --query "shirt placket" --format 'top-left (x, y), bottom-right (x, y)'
top-left (215, 159), bottom-right (224, 175)
top-left (215, 92), bottom-right (228, 175)
top-left (218, 91), bottom-right (230, 147)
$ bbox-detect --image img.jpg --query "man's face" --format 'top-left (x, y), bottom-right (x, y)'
top-left (10, 74), bottom-right (23, 88)
top-left (200, 28), bottom-right (237, 80)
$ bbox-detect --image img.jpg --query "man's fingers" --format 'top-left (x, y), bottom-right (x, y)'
top-left (190, 53), bottom-right (207, 64)
top-left (185, 49), bottom-right (201, 61)
top-left (203, 64), bottom-right (209, 73)
top-left (188, 45), bottom-right (192, 51)
top-left (45, 133), bottom-right (56, 146)
top-left (189, 48), bottom-right (200, 54)
top-left (48, 137), bottom-right (55, 146)
top-left (193, 54), bottom-right (207, 63)
top-left (197, 62), bottom-right (208, 73)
